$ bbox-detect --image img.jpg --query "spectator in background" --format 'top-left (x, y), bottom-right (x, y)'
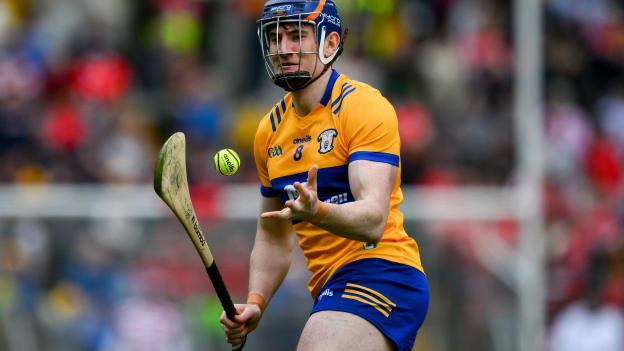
top-left (549, 249), bottom-right (624, 351)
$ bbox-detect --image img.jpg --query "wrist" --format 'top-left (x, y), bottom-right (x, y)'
top-left (247, 292), bottom-right (267, 313)
top-left (309, 201), bottom-right (330, 222)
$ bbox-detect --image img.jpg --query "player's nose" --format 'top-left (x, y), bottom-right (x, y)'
top-left (278, 36), bottom-right (299, 54)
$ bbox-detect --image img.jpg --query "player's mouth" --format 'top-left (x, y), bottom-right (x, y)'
top-left (280, 62), bottom-right (300, 73)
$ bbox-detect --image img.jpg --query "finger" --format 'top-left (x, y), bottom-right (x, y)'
top-left (260, 211), bottom-right (282, 219)
top-left (220, 312), bottom-right (235, 326)
top-left (220, 310), bottom-right (245, 328)
top-left (221, 316), bottom-right (243, 329)
top-left (293, 181), bottom-right (310, 200)
top-left (307, 165), bottom-right (319, 190)
top-left (224, 325), bottom-right (245, 336)
top-left (227, 327), bottom-right (248, 339)
top-left (228, 329), bottom-right (247, 341)
top-left (237, 305), bottom-right (260, 322)
top-left (260, 208), bottom-right (291, 219)
top-left (230, 305), bottom-right (252, 323)
top-left (228, 336), bottom-right (246, 346)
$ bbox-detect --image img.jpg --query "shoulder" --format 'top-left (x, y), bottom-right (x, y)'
top-left (257, 95), bottom-right (291, 137)
top-left (331, 78), bottom-right (393, 116)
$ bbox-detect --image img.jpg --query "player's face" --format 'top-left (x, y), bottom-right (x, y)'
top-left (267, 23), bottom-right (319, 75)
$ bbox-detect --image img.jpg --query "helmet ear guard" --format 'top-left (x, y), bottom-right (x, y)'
top-left (318, 26), bottom-right (337, 65)
top-left (318, 26), bottom-right (348, 65)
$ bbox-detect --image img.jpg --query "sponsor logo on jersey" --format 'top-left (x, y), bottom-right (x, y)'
top-left (318, 129), bottom-right (337, 154)
top-left (284, 185), bottom-right (298, 201)
top-left (323, 192), bottom-right (348, 204)
top-left (293, 135), bottom-right (312, 144)
top-left (268, 145), bottom-right (283, 158)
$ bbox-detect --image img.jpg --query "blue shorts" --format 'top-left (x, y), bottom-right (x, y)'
top-left (311, 258), bottom-right (429, 351)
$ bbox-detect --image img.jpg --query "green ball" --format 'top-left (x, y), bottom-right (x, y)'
top-left (214, 149), bottom-right (240, 176)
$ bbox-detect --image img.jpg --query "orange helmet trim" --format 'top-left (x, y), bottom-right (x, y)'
top-left (304, 0), bottom-right (326, 21)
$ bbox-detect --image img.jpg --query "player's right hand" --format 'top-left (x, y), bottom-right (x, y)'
top-left (261, 164), bottom-right (321, 221)
top-left (220, 304), bottom-right (262, 347)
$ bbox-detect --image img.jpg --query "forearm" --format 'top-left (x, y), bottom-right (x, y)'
top-left (248, 229), bottom-right (293, 305)
top-left (311, 199), bottom-right (386, 242)
top-left (259, 163), bottom-right (395, 244)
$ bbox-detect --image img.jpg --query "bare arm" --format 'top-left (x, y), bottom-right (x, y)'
top-left (249, 196), bottom-right (295, 302)
top-left (312, 160), bottom-right (395, 241)
top-left (261, 160), bottom-right (396, 243)
top-left (220, 196), bottom-right (294, 347)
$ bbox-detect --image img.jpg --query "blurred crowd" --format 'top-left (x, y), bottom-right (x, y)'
top-left (1, 0), bottom-right (624, 350)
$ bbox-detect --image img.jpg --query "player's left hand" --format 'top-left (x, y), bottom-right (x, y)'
top-left (220, 304), bottom-right (261, 348)
top-left (261, 164), bottom-right (321, 221)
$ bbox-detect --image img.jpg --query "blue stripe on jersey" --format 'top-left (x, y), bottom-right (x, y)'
top-left (269, 165), bottom-right (354, 205)
top-left (349, 151), bottom-right (400, 167)
top-left (331, 82), bottom-right (352, 108)
top-left (260, 185), bottom-right (281, 197)
top-left (280, 99), bottom-right (286, 113)
top-left (333, 87), bottom-right (356, 114)
top-left (320, 70), bottom-right (341, 106)
top-left (275, 105), bottom-right (282, 124)
top-left (270, 112), bottom-right (276, 132)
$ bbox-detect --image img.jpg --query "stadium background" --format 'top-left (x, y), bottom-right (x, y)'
top-left (0, 0), bottom-right (623, 350)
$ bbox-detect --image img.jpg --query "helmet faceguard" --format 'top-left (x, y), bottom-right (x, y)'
top-left (257, 0), bottom-right (345, 92)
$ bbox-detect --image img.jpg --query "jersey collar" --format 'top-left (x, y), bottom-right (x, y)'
top-left (319, 69), bottom-right (340, 106)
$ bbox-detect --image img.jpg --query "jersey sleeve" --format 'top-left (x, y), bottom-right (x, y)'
top-left (340, 90), bottom-right (401, 167)
top-left (253, 117), bottom-right (280, 197)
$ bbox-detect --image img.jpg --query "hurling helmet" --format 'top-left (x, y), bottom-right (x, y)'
top-left (257, 0), bottom-right (345, 91)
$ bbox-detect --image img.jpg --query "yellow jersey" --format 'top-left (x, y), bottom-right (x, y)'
top-left (253, 70), bottom-right (424, 298)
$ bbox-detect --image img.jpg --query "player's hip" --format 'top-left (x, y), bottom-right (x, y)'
top-left (311, 258), bottom-right (429, 351)
top-left (304, 239), bottom-right (425, 298)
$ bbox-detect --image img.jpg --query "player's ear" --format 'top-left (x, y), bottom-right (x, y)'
top-left (323, 32), bottom-right (341, 58)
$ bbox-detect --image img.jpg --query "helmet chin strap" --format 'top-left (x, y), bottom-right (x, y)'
top-left (273, 26), bottom-right (337, 92)
top-left (273, 65), bottom-right (331, 92)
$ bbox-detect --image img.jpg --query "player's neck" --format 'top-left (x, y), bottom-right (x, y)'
top-left (291, 68), bottom-right (332, 117)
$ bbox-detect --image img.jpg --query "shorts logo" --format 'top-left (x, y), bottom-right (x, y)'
top-left (318, 129), bottom-right (337, 154)
top-left (318, 289), bottom-right (334, 301)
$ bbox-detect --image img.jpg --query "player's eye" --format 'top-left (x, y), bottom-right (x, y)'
top-left (290, 32), bottom-right (306, 43)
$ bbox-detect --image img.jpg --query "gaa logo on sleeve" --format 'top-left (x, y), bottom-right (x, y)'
top-left (317, 129), bottom-right (337, 154)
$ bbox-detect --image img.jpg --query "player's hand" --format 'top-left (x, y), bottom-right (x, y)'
top-left (261, 164), bottom-right (321, 221)
top-left (220, 304), bottom-right (262, 347)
